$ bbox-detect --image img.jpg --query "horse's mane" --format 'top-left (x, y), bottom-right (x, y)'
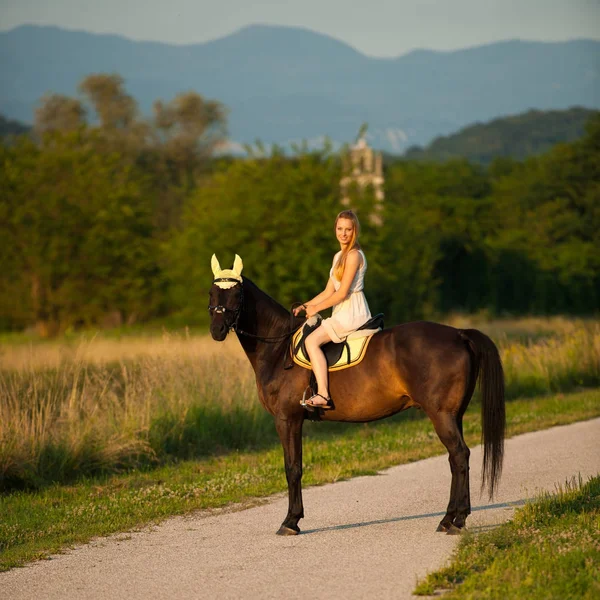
top-left (242, 277), bottom-right (295, 331)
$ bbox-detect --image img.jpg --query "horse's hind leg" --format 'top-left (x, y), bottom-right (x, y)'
top-left (274, 414), bottom-right (304, 535)
top-left (430, 412), bottom-right (471, 534)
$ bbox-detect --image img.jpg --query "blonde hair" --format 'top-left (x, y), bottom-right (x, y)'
top-left (333, 210), bottom-right (361, 281)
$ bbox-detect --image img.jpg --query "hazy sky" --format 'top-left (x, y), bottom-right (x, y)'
top-left (1, 0), bottom-right (599, 57)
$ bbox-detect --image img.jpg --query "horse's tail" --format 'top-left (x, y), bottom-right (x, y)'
top-left (460, 328), bottom-right (505, 499)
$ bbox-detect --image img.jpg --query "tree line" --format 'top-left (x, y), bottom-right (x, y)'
top-left (1, 75), bottom-right (598, 335)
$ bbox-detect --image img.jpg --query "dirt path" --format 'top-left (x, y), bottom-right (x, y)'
top-left (3, 418), bottom-right (599, 600)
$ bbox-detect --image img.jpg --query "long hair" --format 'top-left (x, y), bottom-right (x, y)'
top-left (333, 210), bottom-right (361, 281)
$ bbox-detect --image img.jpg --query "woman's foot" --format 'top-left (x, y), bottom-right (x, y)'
top-left (304, 393), bottom-right (333, 410)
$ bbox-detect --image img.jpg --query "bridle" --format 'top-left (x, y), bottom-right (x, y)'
top-left (208, 277), bottom-right (245, 331)
top-left (208, 278), bottom-right (304, 344)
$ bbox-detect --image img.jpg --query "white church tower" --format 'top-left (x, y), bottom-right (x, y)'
top-left (340, 135), bottom-right (384, 225)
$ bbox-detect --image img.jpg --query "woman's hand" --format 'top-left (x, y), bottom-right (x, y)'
top-left (293, 304), bottom-right (307, 317)
top-left (305, 304), bottom-right (319, 318)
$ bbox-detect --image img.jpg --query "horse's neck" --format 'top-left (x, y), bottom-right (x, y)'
top-left (236, 278), bottom-right (293, 367)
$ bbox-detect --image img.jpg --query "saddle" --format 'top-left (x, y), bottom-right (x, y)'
top-left (291, 313), bottom-right (384, 372)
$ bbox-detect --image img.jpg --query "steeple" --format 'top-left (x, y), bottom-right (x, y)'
top-left (340, 128), bottom-right (384, 225)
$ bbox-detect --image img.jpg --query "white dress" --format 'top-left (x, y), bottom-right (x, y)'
top-left (321, 249), bottom-right (372, 343)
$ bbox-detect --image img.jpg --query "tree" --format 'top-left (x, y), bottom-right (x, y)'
top-left (34, 94), bottom-right (86, 134)
top-left (153, 92), bottom-right (227, 158)
top-left (150, 91), bottom-right (228, 229)
top-left (486, 115), bottom-right (600, 312)
top-left (0, 131), bottom-right (160, 335)
top-left (165, 147), bottom-right (341, 322)
top-left (78, 73), bottom-right (137, 130)
top-left (372, 159), bottom-right (493, 320)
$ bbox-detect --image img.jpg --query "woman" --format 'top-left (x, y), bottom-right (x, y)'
top-left (293, 210), bottom-right (371, 409)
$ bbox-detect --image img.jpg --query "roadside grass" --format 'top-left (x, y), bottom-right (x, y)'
top-left (1, 388), bottom-right (599, 571)
top-left (1, 321), bottom-right (599, 491)
top-left (414, 474), bottom-right (600, 599)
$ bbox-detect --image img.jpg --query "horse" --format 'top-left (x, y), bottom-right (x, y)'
top-left (208, 254), bottom-right (505, 536)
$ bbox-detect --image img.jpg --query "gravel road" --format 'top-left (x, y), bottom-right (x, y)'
top-left (3, 418), bottom-right (599, 600)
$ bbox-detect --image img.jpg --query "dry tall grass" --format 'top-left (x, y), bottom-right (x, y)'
top-left (1, 319), bottom-right (599, 490)
top-left (445, 314), bottom-right (595, 342)
top-left (446, 317), bottom-right (600, 397)
top-left (1, 330), bottom-right (246, 371)
top-left (0, 333), bottom-right (261, 490)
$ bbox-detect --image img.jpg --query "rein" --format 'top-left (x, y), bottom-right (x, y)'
top-left (209, 277), bottom-right (304, 344)
top-left (236, 307), bottom-right (304, 343)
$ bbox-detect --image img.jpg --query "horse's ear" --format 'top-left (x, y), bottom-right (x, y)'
top-left (233, 254), bottom-right (244, 277)
top-left (211, 254), bottom-right (222, 278)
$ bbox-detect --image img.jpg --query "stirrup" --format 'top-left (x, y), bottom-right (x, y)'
top-left (300, 386), bottom-right (316, 411)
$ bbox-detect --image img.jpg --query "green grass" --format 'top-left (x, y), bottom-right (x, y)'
top-left (414, 474), bottom-right (600, 599)
top-left (1, 388), bottom-right (599, 572)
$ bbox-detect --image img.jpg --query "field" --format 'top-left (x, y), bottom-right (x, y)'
top-left (1, 317), bottom-right (599, 491)
top-left (1, 316), bottom-right (599, 572)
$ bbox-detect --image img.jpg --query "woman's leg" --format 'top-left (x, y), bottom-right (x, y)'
top-left (304, 327), bottom-right (334, 404)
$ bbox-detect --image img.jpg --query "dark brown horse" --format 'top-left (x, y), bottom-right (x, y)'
top-left (208, 257), bottom-right (505, 535)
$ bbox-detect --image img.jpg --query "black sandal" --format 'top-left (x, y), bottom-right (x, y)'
top-left (304, 393), bottom-right (334, 411)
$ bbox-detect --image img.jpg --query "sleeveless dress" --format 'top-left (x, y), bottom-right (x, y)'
top-left (321, 249), bottom-right (372, 343)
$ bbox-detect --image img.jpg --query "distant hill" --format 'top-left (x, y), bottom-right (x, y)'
top-left (0, 114), bottom-right (30, 137)
top-left (1, 25), bottom-right (599, 152)
top-left (4, 107), bottom-right (596, 167)
top-left (402, 107), bottom-right (599, 164)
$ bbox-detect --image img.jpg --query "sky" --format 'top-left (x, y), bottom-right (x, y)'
top-left (1, 0), bottom-right (599, 57)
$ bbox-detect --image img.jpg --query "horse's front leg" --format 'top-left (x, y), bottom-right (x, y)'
top-left (275, 414), bottom-right (304, 535)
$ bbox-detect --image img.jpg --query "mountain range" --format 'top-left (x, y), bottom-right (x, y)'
top-left (1, 25), bottom-right (599, 152)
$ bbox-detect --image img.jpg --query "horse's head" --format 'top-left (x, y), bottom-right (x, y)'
top-left (208, 254), bottom-right (244, 341)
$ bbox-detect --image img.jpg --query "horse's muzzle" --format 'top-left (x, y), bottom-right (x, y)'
top-left (210, 323), bottom-right (229, 341)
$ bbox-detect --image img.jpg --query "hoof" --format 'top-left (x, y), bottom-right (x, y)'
top-left (276, 525), bottom-right (300, 536)
top-left (436, 522), bottom-right (451, 533)
top-left (446, 524), bottom-right (465, 536)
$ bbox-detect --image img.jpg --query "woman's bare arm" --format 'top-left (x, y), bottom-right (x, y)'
top-left (306, 278), bottom-right (336, 305)
top-left (308, 250), bottom-right (361, 315)
top-left (293, 277), bottom-right (336, 316)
